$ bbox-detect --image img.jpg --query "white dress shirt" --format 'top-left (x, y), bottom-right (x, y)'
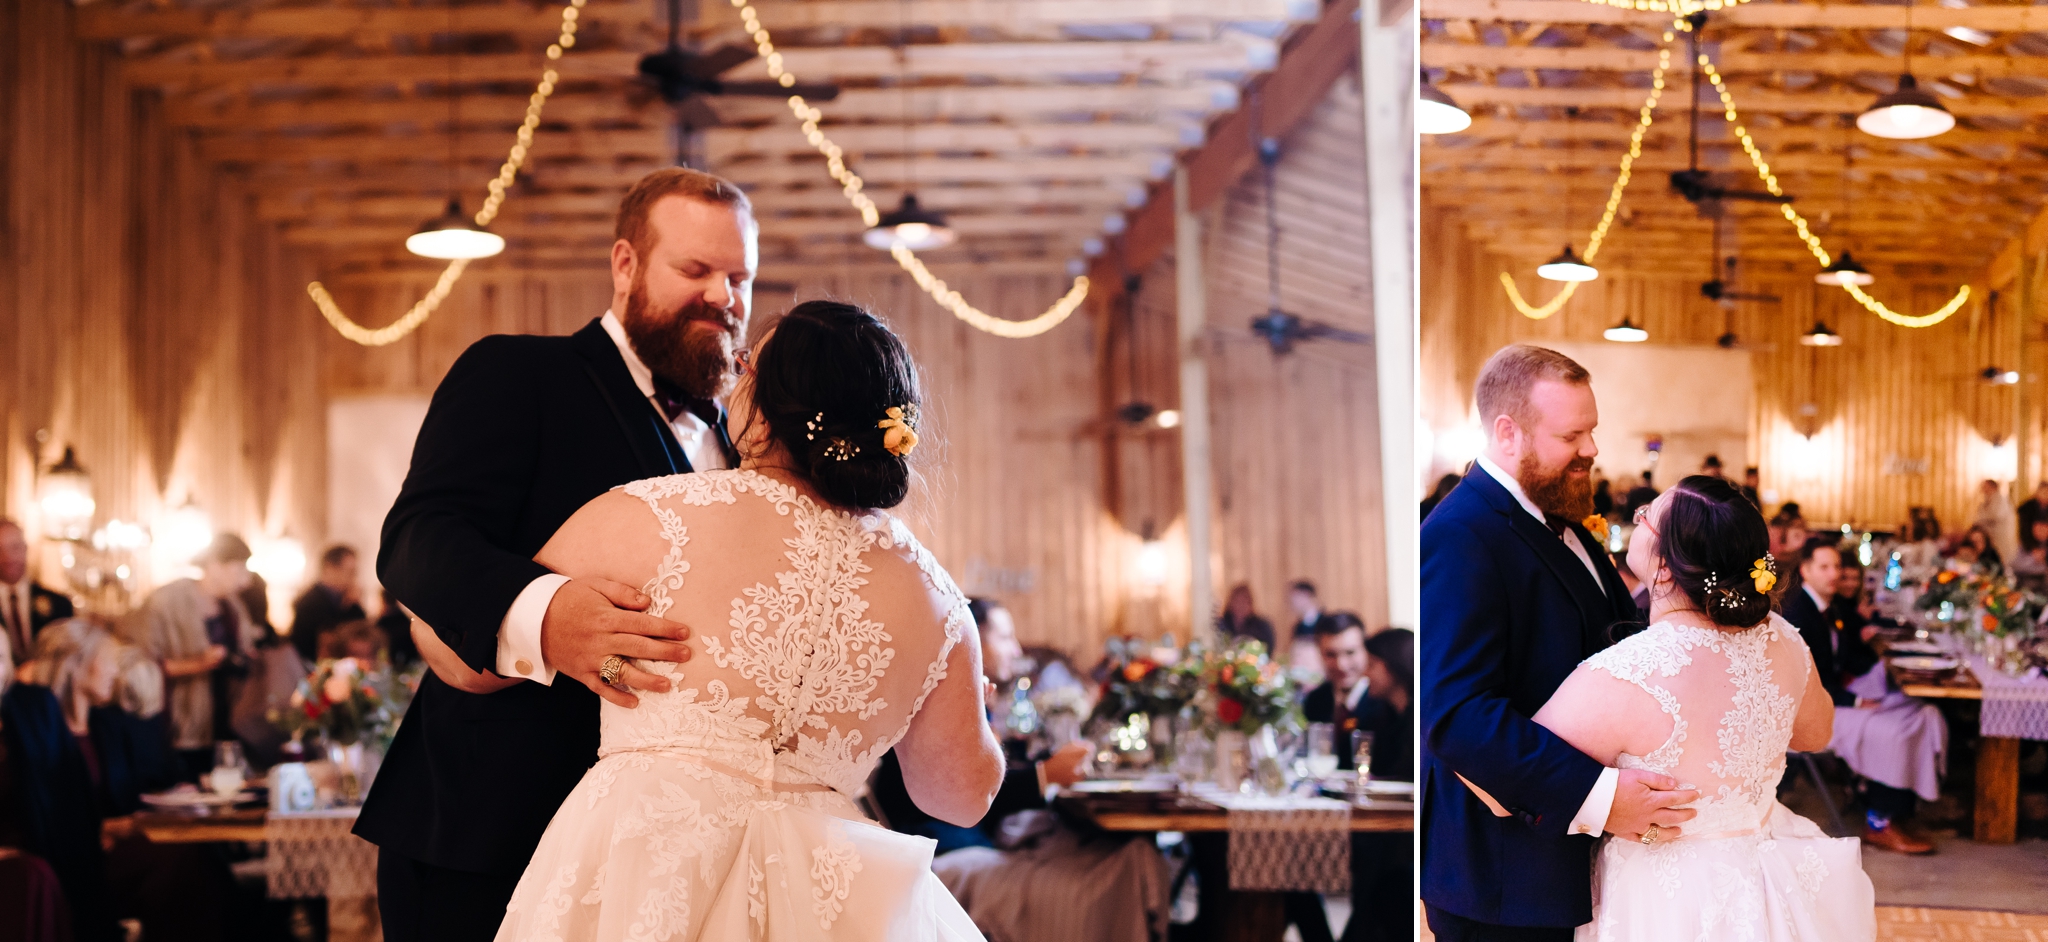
top-left (494, 310), bottom-right (731, 685)
top-left (1473, 454), bottom-right (1620, 837)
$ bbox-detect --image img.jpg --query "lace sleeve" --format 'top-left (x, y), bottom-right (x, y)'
top-left (1579, 627), bottom-right (1690, 769)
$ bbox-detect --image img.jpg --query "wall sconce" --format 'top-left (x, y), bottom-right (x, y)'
top-left (1134, 525), bottom-right (1171, 588)
top-left (37, 447), bottom-right (96, 542)
top-left (156, 503), bottom-right (215, 564)
top-left (249, 536), bottom-right (309, 588)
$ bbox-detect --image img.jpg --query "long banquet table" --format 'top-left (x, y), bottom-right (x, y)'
top-left (1880, 643), bottom-right (2044, 844)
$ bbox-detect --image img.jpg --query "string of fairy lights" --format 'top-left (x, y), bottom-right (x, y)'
top-left (1501, 11), bottom-right (1969, 329)
top-left (311, 0), bottom-right (1087, 347)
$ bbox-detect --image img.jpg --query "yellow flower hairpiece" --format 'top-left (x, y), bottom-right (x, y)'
top-left (1750, 556), bottom-right (1778, 594)
top-left (877, 405), bottom-right (920, 458)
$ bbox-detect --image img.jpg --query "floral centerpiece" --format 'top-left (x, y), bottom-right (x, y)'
top-left (270, 657), bottom-right (401, 750)
top-left (1915, 569), bottom-right (1986, 618)
top-left (1979, 583), bottom-right (2043, 639)
top-left (1089, 636), bottom-right (1202, 723)
top-left (1190, 639), bottom-right (1301, 736)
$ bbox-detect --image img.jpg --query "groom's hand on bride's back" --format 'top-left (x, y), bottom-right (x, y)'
top-left (1605, 769), bottom-right (1700, 843)
top-left (542, 578), bottom-right (693, 709)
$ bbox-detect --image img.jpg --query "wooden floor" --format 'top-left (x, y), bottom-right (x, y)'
top-left (1417, 907), bottom-right (2048, 941)
top-left (1878, 907), bottom-right (2048, 941)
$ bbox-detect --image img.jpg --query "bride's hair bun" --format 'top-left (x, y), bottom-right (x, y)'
top-left (750, 300), bottom-right (921, 511)
top-left (1649, 475), bottom-right (1779, 628)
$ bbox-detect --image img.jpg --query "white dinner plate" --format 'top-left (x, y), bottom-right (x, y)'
top-left (141, 788), bottom-right (255, 808)
top-left (1068, 778), bottom-right (1178, 794)
top-left (1888, 656), bottom-right (1960, 672)
top-left (1886, 641), bottom-right (1945, 656)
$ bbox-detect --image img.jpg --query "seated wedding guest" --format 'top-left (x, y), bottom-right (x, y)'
top-left (1782, 541), bottom-right (1943, 855)
top-left (0, 637), bottom-right (114, 942)
top-left (124, 533), bottom-right (260, 781)
top-left (2013, 520), bottom-right (2048, 592)
top-left (1216, 583), bottom-right (1276, 650)
top-left (1422, 473), bottom-right (1462, 521)
top-left (289, 545), bottom-right (366, 665)
top-left (1300, 620), bottom-right (1414, 942)
top-left (2022, 482), bottom-right (2048, 552)
top-left (32, 618), bottom-right (237, 941)
top-left (1302, 613), bottom-right (1374, 764)
top-left (1285, 580), bottom-right (1329, 672)
top-left (1741, 466), bottom-right (1761, 508)
top-left (874, 599), bottom-right (1088, 853)
top-left (1953, 525), bottom-right (2002, 574)
top-left (1973, 479), bottom-right (2020, 568)
top-left (374, 588), bottom-right (419, 670)
top-left (0, 518), bottom-right (73, 666)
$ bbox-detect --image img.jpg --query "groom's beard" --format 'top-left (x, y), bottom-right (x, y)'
top-left (622, 274), bottom-right (742, 401)
top-left (1519, 450), bottom-right (1595, 521)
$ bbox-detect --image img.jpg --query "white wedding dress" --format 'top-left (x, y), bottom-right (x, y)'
top-left (1576, 615), bottom-right (1875, 942)
top-left (496, 470), bottom-right (984, 942)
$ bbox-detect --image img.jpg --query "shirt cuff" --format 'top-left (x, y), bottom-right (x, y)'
top-left (496, 573), bottom-right (569, 685)
top-left (1569, 766), bottom-right (1621, 837)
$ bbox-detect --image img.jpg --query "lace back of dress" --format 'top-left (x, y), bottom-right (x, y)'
top-left (604, 471), bottom-right (965, 797)
top-left (1590, 614), bottom-right (1810, 833)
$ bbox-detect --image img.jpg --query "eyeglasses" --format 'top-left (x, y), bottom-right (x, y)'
top-left (1633, 504), bottom-right (1657, 535)
top-left (734, 348), bottom-right (753, 378)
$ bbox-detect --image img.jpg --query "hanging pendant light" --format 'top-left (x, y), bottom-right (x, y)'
top-left (1418, 69), bottom-right (1471, 135)
top-left (866, 0), bottom-right (956, 253)
top-left (407, 197), bottom-right (505, 260)
top-left (1603, 316), bottom-right (1648, 342)
top-left (862, 193), bottom-right (957, 250)
top-left (1538, 245), bottom-right (1599, 282)
top-left (1858, 9), bottom-right (1952, 140)
top-left (408, 2), bottom-right (504, 261)
top-left (1858, 75), bottom-right (1953, 140)
top-left (1799, 320), bottom-right (1845, 346)
top-left (1814, 251), bottom-right (1874, 286)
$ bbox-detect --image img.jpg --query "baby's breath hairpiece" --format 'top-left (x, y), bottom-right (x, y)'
top-left (822, 437), bottom-right (859, 461)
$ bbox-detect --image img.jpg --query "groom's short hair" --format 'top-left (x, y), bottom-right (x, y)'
top-left (615, 168), bottom-right (754, 258)
top-left (1475, 344), bottom-right (1590, 434)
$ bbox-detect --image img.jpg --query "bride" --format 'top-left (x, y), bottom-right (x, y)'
top-left (416, 300), bottom-right (1002, 941)
top-left (1532, 475), bottom-right (1875, 941)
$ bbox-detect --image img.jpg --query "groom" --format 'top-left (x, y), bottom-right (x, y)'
top-left (356, 168), bottom-right (755, 942)
top-left (1420, 344), bottom-right (1699, 941)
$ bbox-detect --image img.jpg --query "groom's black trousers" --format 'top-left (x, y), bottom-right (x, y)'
top-left (379, 849), bottom-right (523, 942)
top-left (1424, 904), bottom-right (1575, 942)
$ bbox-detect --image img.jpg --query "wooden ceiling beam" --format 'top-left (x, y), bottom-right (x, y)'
top-left (230, 153), bottom-right (1162, 186)
top-left (260, 182), bottom-right (1137, 224)
top-left (1451, 117), bottom-right (2048, 153)
top-left (1422, 144), bottom-right (2048, 175)
top-left (80, 0), bottom-right (1311, 42)
top-left (125, 41), bottom-right (1266, 90)
top-left (1422, 40), bottom-right (2048, 81)
top-left (281, 210), bottom-right (1100, 246)
top-left (1422, 0), bottom-right (2048, 33)
top-left (164, 84), bottom-right (1236, 130)
top-left (1439, 83), bottom-right (2046, 119)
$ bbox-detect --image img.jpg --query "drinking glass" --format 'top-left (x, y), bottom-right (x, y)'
top-left (1304, 723), bottom-right (1339, 779)
top-left (1174, 729), bottom-right (1212, 792)
top-left (210, 741), bottom-right (247, 797)
top-left (1351, 730), bottom-right (1377, 783)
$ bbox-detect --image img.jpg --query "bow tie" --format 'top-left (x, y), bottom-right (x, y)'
top-left (651, 379), bottom-right (722, 429)
top-left (1544, 515), bottom-right (1572, 537)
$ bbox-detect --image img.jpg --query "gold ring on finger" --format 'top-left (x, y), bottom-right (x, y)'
top-left (1642, 824), bottom-right (1660, 845)
top-left (599, 654), bottom-right (628, 686)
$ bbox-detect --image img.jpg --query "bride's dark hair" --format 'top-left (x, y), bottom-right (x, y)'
top-left (1651, 474), bottom-right (1780, 629)
top-left (747, 300), bottom-right (922, 511)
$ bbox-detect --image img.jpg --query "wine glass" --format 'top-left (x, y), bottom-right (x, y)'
top-left (1304, 723), bottom-right (1339, 779)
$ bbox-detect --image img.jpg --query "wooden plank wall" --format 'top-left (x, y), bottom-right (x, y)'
top-left (1422, 203), bottom-right (2027, 532)
top-left (1, 0), bottom-right (326, 600)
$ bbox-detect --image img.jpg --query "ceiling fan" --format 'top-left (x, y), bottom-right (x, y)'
top-left (1670, 12), bottom-right (1794, 214)
top-left (1244, 136), bottom-right (1370, 355)
top-left (634, 0), bottom-right (842, 164)
top-left (1701, 214), bottom-right (1780, 312)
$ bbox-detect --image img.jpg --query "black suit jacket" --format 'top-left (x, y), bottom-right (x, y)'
top-left (1782, 588), bottom-right (1877, 707)
top-left (1420, 469), bottom-right (1638, 928)
top-left (355, 318), bottom-right (719, 874)
top-left (26, 583), bottom-right (72, 639)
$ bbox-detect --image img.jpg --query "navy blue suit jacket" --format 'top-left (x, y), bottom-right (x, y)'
top-left (1420, 469), bottom-right (1638, 928)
